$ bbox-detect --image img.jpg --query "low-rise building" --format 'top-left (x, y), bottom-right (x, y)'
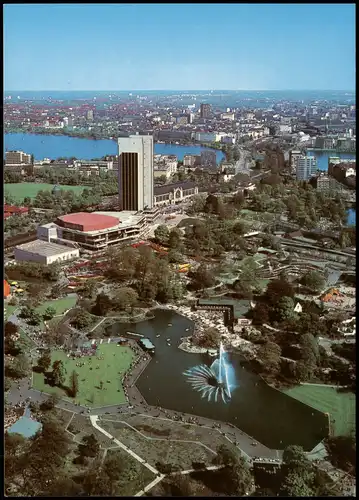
top-left (14, 240), bottom-right (80, 265)
top-left (154, 181), bottom-right (199, 207)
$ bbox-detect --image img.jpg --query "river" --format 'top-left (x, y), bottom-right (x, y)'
top-left (306, 150), bottom-right (356, 227)
top-left (306, 150), bottom-right (356, 172)
top-left (4, 133), bottom-right (225, 163)
top-left (108, 309), bottom-right (328, 451)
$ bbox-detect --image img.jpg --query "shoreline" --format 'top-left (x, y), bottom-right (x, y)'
top-left (4, 130), bottom-right (225, 155)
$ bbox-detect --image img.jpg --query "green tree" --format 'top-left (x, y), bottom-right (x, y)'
top-left (78, 434), bottom-right (100, 458)
top-left (37, 350), bottom-right (52, 373)
top-left (154, 224), bottom-right (170, 245)
top-left (168, 228), bottom-right (184, 251)
top-left (258, 341), bottom-right (282, 374)
top-left (69, 370), bottom-right (79, 398)
top-left (43, 306), bottom-right (56, 321)
top-left (275, 296), bottom-right (296, 322)
top-left (215, 445), bottom-right (252, 495)
top-left (70, 309), bottom-right (93, 330)
top-left (113, 287), bottom-right (138, 312)
top-left (300, 270), bottom-right (326, 293)
top-left (190, 264), bottom-right (215, 291)
top-left (6, 354), bottom-right (30, 379)
top-left (52, 360), bottom-right (66, 387)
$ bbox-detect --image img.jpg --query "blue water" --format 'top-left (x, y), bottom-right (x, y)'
top-left (347, 209), bottom-right (356, 227)
top-left (306, 150), bottom-right (356, 171)
top-left (4, 133), bottom-right (225, 163)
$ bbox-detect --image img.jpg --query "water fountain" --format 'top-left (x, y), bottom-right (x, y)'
top-left (183, 343), bottom-right (237, 403)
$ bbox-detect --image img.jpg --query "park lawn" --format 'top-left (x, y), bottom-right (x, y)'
top-left (4, 182), bottom-right (86, 201)
top-left (4, 303), bottom-right (18, 319)
top-left (283, 385), bottom-right (356, 437)
top-left (32, 343), bottom-right (134, 407)
top-left (35, 296), bottom-right (78, 316)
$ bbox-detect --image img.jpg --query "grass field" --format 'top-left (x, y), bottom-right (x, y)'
top-left (283, 384), bottom-right (356, 437)
top-left (5, 182), bottom-right (86, 201)
top-left (35, 296), bottom-right (78, 316)
top-left (32, 343), bottom-right (134, 407)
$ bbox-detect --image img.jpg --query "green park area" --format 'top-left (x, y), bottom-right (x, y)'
top-left (35, 296), bottom-right (78, 316)
top-left (283, 384), bottom-right (356, 437)
top-left (32, 343), bottom-right (134, 407)
top-left (5, 182), bottom-right (86, 201)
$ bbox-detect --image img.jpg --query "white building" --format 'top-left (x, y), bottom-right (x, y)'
top-left (14, 240), bottom-right (80, 265)
top-left (296, 156), bottom-right (318, 181)
top-left (118, 135), bottom-right (154, 211)
top-left (220, 112), bottom-right (235, 121)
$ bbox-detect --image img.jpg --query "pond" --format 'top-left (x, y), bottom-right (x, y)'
top-left (108, 309), bottom-right (328, 450)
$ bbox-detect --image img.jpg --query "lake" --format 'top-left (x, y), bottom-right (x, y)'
top-left (4, 133), bottom-right (225, 163)
top-left (108, 309), bottom-right (328, 451)
top-left (306, 150), bottom-right (356, 171)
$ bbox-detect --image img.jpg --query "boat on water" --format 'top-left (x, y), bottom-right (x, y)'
top-left (168, 323), bottom-right (172, 327)
top-left (156, 334), bottom-right (161, 338)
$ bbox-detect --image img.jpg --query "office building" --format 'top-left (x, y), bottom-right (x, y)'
top-left (200, 103), bottom-right (211, 119)
top-left (118, 135), bottom-right (154, 211)
top-left (87, 110), bottom-right (94, 121)
top-left (296, 156), bottom-right (317, 181)
top-left (201, 150), bottom-right (217, 170)
top-left (5, 150), bottom-right (31, 165)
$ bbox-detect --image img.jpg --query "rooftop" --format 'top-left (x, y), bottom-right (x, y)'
top-left (94, 211), bottom-right (145, 229)
top-left (15, 239), bottom-right (76, 257)
top-left (139, 338), bottom-right (155, 349)
top-left (197, 298), bottom-right (252, 318)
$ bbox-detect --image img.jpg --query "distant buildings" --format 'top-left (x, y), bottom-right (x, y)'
top-left (289, 150), bottom-right (302, 172)
top-left (201, 150), bottom-right (217, 170)
top-left (200, 103), bottom-right (211, 119)
top-left (153, 154), bottom-right (178, 180)
top-left (5, 150), bottom-right (31, 165)
top-left (118, 134), bottom-right (154, 211)
top-left (87, 109), bottom-right (94, 121)
top-left (183, 154), bottom-right (201, 168)
top-left (296, 155), bottom-right (317, 181)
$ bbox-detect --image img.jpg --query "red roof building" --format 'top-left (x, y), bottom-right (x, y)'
top-left (4, 280), bottom-right (11, 298)
top-left (56, 212), bottom-right (119, 232)
top-left (4, 205), bottom-right (29, 216)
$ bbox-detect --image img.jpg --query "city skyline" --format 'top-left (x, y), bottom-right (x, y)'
top-left (4, 4), bottom-right (355, 91)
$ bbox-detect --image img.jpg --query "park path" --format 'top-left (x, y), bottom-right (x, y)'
top-left (134, 465), bottom-right (225, 496)
top-left (90, 415), bottom-right (160, 476)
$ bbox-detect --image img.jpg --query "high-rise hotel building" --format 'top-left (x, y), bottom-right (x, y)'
top-left (118, 135), bottom-right (154, 211)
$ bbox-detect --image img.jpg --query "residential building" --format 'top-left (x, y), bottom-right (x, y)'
top-left (5, 150), bottom-right (31, 165)
top-left (201, 150), bottom-right (217, 170)
top-left (118, 135), bottom-right (154, 211)
top-left (289, 150), bottom-right (302, 172)
top-left (87, 110), bottom-right (94, 121)
top-left (200, 103), bottom-right (211, 119)
top-left (296, 155), bottom-right (317, 181)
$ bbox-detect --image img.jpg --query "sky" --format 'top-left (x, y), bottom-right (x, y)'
top-left (4, 3), bottom-right (356, 91)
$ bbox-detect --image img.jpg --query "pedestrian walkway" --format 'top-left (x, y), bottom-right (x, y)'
top-left (90, 415), bottom-right (160, 476)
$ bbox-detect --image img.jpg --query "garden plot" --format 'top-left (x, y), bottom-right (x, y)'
top-left (100, 413), bottom-right (231, 453)
top-left (99, 419), bottom-right (215, 468)
top-left (68, 414), bottom-right (113, 447)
